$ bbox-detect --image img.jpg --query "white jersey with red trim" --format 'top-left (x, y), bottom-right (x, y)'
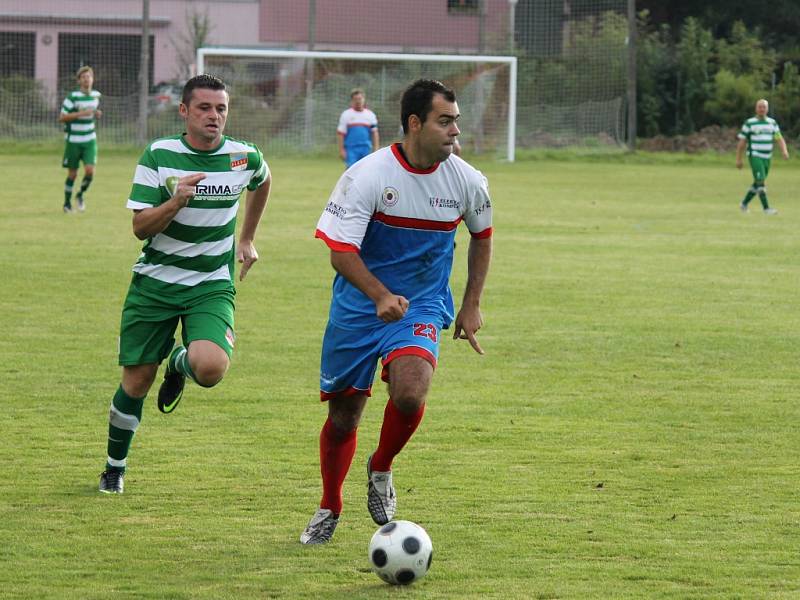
top-left (337, 107), bottom-right (378, 149)
top-left (316, 143), bottom-right (493, 327)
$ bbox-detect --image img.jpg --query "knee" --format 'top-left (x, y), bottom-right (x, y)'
top-left (124, 380), bottom-right (152, 398)
top-left (191, 358), bottom-right (228, 388)
top-left (122, 366), bottom-right (158, 397)
top-left (85, 167), bottom-right (95, 177)
top-left (330, 412), bottom-right (360, 433)
top-left (329, 395), bottom-right (367, 432)
top-left (391, 392), bottom-right (426, 415)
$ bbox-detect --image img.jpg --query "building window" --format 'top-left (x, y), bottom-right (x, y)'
top-left (448, 0), bottom-right (480, 14)
top-left (0, 32), bottom-right (35, 78)
top-left (58, 33), bottom-right (154, 96)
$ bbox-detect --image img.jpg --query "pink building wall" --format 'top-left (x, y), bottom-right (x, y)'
top-left (0, 0), bottom-right (260, 98)
top-left (259, 0), bottom-right (512, 53)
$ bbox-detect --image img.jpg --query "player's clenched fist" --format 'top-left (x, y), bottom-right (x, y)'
top-left (376, 293), bottom-right (409, 322)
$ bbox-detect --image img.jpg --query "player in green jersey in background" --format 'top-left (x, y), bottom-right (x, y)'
top-left (736, 98), bottom-right (790, 215)
top-left (98, 74), bottom-right (272, 494)
top-left (59, 66), bottom-right (102, 213)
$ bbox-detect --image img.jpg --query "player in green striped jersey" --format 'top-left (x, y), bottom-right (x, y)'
top-left (736, 99), bottom-right (789, 215)
top-left (99, 74), bottom-right (272, 494)
top-left (59, 66), bottom-right (102, 213)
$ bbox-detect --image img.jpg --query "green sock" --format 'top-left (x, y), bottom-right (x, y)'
top-left (742, 187), bottom-right (756, 206)
top-left (64, 177), bottom-right (75, 206)
top-left (77, 175), bottom-right (93, 198)
top-left (169, 345), bottom-right (197, 384)
top-left (106, 386), bottom-right (145, 472)
top-left (757, 187), bottom-right (769, 209)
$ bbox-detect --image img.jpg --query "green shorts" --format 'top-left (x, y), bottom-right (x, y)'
top-left (62, 139), bottom-right (97, 169)
top-left (748, 155), bottom-right (771, 183)
top-left (118, 279), bottom-right (236, 366)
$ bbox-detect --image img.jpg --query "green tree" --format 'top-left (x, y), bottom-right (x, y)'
top-left (635, 11), bottom-right (676, 136)
top-left (716, 21), bottom-right (775, 84)
top-left (675, 17), bottom-right (714, 133)
top-left (771, 62), bottom-right (800, 139)
top-left (704, 69), bottom-right (765, 126)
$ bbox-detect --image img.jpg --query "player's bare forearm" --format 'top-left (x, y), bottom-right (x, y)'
top-left (372, 130), bottom-right (380, 152)
top-left (779, 137), bottom-right (789, 159)
top-left (330, 251), bottom-right (390, 303)
top-left (453, 236), bottom-right (492, 354)
top-left (462, 236), bottom-right (492, 308)
top-left (131, 199), bottom-right (183, 240)
top-left (735, 139), bottom-right (746, 166)
top-left (330, 251), bottom-right (408, 321)
top-left (239, 176), bottom-right (271, 244)
top-left (337, 135), bottom-right (346, 160)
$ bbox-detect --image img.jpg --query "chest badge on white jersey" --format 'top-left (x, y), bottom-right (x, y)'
top-left (230, 152), bottom-right (248, 171)
top-left (382, 186), bottom-right (400, 207)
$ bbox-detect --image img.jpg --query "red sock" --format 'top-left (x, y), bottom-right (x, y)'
top-left (319, 417), bottom-right (357, 516)
top-left (370, 400), bottom-right (425, 472)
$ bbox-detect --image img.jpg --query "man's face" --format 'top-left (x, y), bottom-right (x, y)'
top-left (756, 100), bottom-right (769, 117)
top-left (78, 71), bottom-right (93, 90)
top-left (417, 93), bottom-right (461, 162)
top-left (351, 93), bottom-right (365, 110)
top-left (180, 88), bottom-right (228, 145)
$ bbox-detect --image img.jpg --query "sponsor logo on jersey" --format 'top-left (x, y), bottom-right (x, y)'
top-left (324, 201), bottom-right (347, 219)
top-left (475, 198), bottom-right (492, 215)
top-left (225, 327), bottom-right (236, 348)
top-left (382, 187), bottom-right (400, 207)
top-left (195, 183), bottom-right (245, 196)
top-left (230, 152), bottom-right (248, 171)
top-left (165, 176), bottom-right (179, 197)
top-left (429, 196), bottom-right (460, 209)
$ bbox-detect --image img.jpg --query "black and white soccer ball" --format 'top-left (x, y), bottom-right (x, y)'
top-left (368, 520), bottom-right (433, 585)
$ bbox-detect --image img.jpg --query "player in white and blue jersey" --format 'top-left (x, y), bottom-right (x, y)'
top-left (337, 88), bottom-right (379, 168)
top-left (301, 79), bottom-right (493, 544)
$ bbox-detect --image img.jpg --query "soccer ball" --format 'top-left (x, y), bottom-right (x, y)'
top-left (368, 520), bottom-right (433, 585)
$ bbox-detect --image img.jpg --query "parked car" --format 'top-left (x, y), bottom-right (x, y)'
top-left (148, 82), bottom-right (182, 113)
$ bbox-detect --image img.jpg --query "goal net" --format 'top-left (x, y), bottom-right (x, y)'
top-left (197, 49), bottom-right (517, 161)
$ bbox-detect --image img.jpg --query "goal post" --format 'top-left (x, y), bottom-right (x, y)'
top-left (197, 48), bottom-right (517, 162)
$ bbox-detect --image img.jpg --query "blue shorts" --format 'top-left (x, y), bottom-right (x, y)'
top-left (319, 312), bottom-right (443, 400)
top-left (345, 145), bottom-right (371, 168)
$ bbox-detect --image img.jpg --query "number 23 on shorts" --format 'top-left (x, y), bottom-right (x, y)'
top-left (413, 323), bottom-right (438, 342)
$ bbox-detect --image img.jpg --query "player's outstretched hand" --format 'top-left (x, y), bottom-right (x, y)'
top-left (237, 240), bottom-right (259, 281)
top-left (376, 293), bottom-right (409, 322)
top-left (453, 305), bottom-right (484, 355)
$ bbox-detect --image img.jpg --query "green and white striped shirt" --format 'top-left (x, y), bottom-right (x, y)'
top-left (127, 134), bottom-right (269, 298)
top-left (738, 116), bottom-right (782, 160)
top-left (61, 89), bottom-right (101, 143)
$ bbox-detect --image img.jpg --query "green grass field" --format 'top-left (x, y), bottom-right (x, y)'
top-left (1, 146), bottom-right (799, 598)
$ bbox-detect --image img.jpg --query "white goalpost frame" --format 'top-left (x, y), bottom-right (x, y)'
top-left (197, 48), bottom-right (517, 162)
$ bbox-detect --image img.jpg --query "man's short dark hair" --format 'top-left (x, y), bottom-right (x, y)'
top-left (182, 74), bottom-right (227, 106)
top-left (400, 79), bottom-right (456, 134)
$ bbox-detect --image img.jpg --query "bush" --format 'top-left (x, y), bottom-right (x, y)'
top-left (704, 69), bottom-right (766, 126)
